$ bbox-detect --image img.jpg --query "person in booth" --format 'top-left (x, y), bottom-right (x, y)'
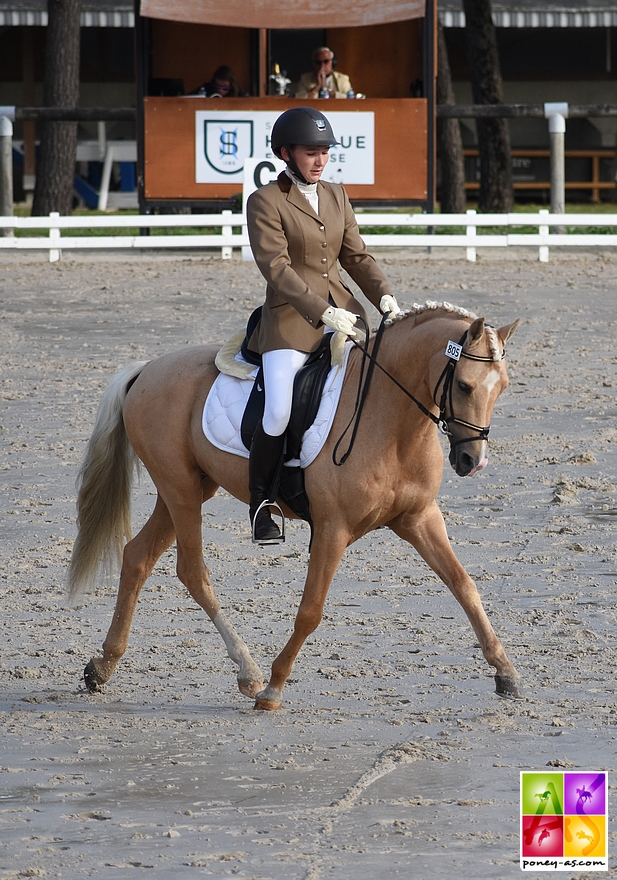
top-left (189, 65), bottom-right (248, 97)
top-left (294, 47), bottom-right (354, 99)
top-left (244, 107), bottom-right (400, 542)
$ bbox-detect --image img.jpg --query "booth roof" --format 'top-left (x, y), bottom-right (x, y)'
top-left (138, 0), bottom-right (426, 29)
top-left (6, 0), bottom-right (613, 29)
top-left (440, 0), bottom-right (617, 27)
top-left (0, 0), bottom-right (134, 26)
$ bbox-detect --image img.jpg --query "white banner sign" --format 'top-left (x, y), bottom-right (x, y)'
top-left (195, 110), bottom-right (374, 185)
top-left (242, 157), bottom-right (286, 204)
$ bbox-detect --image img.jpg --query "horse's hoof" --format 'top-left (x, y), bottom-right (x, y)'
top-left (84, 660), bottom-right (105, 693)
top-left (253, 687), bottom-right (283, 711)
top-left (238, 678), bottom-right (265, 699)
top-left (254, 696), bottom-right (282, 711)
top-left (495, 673), bottom-right (523, 700)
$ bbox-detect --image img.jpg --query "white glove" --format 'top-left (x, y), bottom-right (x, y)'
top-left (321, 306), bottom-right (361, 338)
top-left (380, 295), bottom-right (400, 317)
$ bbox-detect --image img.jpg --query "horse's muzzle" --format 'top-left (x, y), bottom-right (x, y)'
top-left (449, 444), bottom-right (488, 477)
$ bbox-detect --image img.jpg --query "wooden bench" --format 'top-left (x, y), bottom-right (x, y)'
top-left (463, 149), bottom-right (616, 203)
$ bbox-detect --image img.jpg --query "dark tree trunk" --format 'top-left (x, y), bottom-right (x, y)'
top-left (462, 0), bottom-right (512, 212)
top-left (437, 23), bottom-right (466, 214)
top-left (32, 0), bottom-right (81, 216)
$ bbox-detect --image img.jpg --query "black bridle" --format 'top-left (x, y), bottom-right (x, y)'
top-left (432, 329), bottom-right (505, 451)
top-left (333, 316), bottom-right (505, 466)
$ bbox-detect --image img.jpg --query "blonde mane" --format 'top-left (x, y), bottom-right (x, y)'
top-left (386, 300), bottom-right (502, 362)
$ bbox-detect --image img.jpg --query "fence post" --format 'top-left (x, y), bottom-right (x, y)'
top-left (241, 215), bottom-right (253, 262)
top-left (0, 115), bottom-right (14, 237)
top-left (538, 208), bottom-right (549, 263)
top-left (544, 102), bottom-right (568, 232)
top-left (49, 211), bottom-right (61, 263)
top-left (465, 209), bottom-right (476, 262)
top-left (221, 209), bottom-right (232, 260)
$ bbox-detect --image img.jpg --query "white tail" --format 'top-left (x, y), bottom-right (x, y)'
top-left (67, 361), bottom-right (148, 602)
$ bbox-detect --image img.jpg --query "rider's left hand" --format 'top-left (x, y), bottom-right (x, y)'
top-left (380, 295), bottom-right (400, 317)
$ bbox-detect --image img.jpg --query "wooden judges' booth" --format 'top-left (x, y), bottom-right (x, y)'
top-left (135, 0), bottom-right (436, 211)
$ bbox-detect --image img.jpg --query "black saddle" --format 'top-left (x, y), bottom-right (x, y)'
top-left (239, 307), bottom-right (333, 527)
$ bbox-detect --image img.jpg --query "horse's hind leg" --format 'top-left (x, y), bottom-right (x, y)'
top-left (85, 494), bottom-right (176, 692)
top-left (390, 502), bottom-right (522, 699)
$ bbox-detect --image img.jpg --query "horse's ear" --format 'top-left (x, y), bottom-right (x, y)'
top-left (497, 318), bottom-right (520, 346)
top-left (467, 317), bottom-right (485, 348)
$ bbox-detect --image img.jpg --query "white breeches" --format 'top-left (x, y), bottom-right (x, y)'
top-left (262, 348), bottom-right (309, 437)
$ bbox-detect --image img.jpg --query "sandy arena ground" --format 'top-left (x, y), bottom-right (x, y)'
top-left (1, 247), bottom-right (616, 879)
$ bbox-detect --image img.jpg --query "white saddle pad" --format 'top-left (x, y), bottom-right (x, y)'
top-left (203, 343), bottom-right (352, 469)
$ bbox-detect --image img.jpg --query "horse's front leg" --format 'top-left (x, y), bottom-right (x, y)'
top-left (390, 502), bottom-right (522, 699)
top-left (255, 529), bottom-right (349, 711)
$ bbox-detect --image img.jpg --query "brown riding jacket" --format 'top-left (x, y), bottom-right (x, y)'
top-left (246, 172), bottom-right (393, 354)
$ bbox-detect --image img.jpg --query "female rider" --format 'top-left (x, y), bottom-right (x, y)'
top-left (245, 106), bottom-right (400, 542)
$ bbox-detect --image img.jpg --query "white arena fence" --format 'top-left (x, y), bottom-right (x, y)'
top-left (1, 209), bottom-right (617, 263)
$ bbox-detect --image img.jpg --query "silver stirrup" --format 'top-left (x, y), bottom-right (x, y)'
top-left (251, 499), bottom-right (286, 545)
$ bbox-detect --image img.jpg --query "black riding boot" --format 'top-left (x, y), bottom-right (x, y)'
top-left (249, 423), bottom-right (285, 542)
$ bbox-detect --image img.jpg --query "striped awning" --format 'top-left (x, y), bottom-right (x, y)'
top-left (440, 8), bottom-right (617, 26)
top-left (0, 8), bottom-right (134, 26)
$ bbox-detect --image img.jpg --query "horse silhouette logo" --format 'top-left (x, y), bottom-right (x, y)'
top-left (204, 120), bottom-right (254, 175)
top-left (577, 830), bottom-right (594, 843)
top-left (576, 785), bottom-right (593, 804)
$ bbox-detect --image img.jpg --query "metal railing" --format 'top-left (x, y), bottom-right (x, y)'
top-left (1, 209), bottom-right (617, 263)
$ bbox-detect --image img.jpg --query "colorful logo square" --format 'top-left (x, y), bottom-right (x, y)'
top-left (564, 773), bottom-right (607, 816)
top-left (522, 814), bottom-right (564, 857)
top-left (520, 771), bottom-right (608, 871)
top-left (564, 814), bottom-right (607, 859)
top-left (521, 772), bottom-right (564, 816)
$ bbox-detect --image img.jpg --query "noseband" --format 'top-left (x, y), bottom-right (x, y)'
top-left (333, 317), bottom-right (506, 466)
top-left (433, 329), bottom-right (505, 450)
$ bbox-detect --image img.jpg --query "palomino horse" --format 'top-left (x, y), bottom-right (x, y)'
top-left (68, 301), bottom-right (521, 710)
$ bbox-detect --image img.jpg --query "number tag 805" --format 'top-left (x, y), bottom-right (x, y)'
top-left (445, 340), bottom-right (462, 361)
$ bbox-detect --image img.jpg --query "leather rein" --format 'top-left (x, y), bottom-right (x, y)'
top-left (333, 314), bottom-right (505, 466)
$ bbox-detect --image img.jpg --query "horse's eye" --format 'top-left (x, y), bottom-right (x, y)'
top-left (457, 381), bottom-right (472, 394)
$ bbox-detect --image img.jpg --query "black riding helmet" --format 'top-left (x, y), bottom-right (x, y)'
top-left (271, 107), bottom-right (339, 184)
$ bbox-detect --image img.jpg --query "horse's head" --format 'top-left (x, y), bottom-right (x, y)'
top-left (436, 316), bottom-right (520, 477)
